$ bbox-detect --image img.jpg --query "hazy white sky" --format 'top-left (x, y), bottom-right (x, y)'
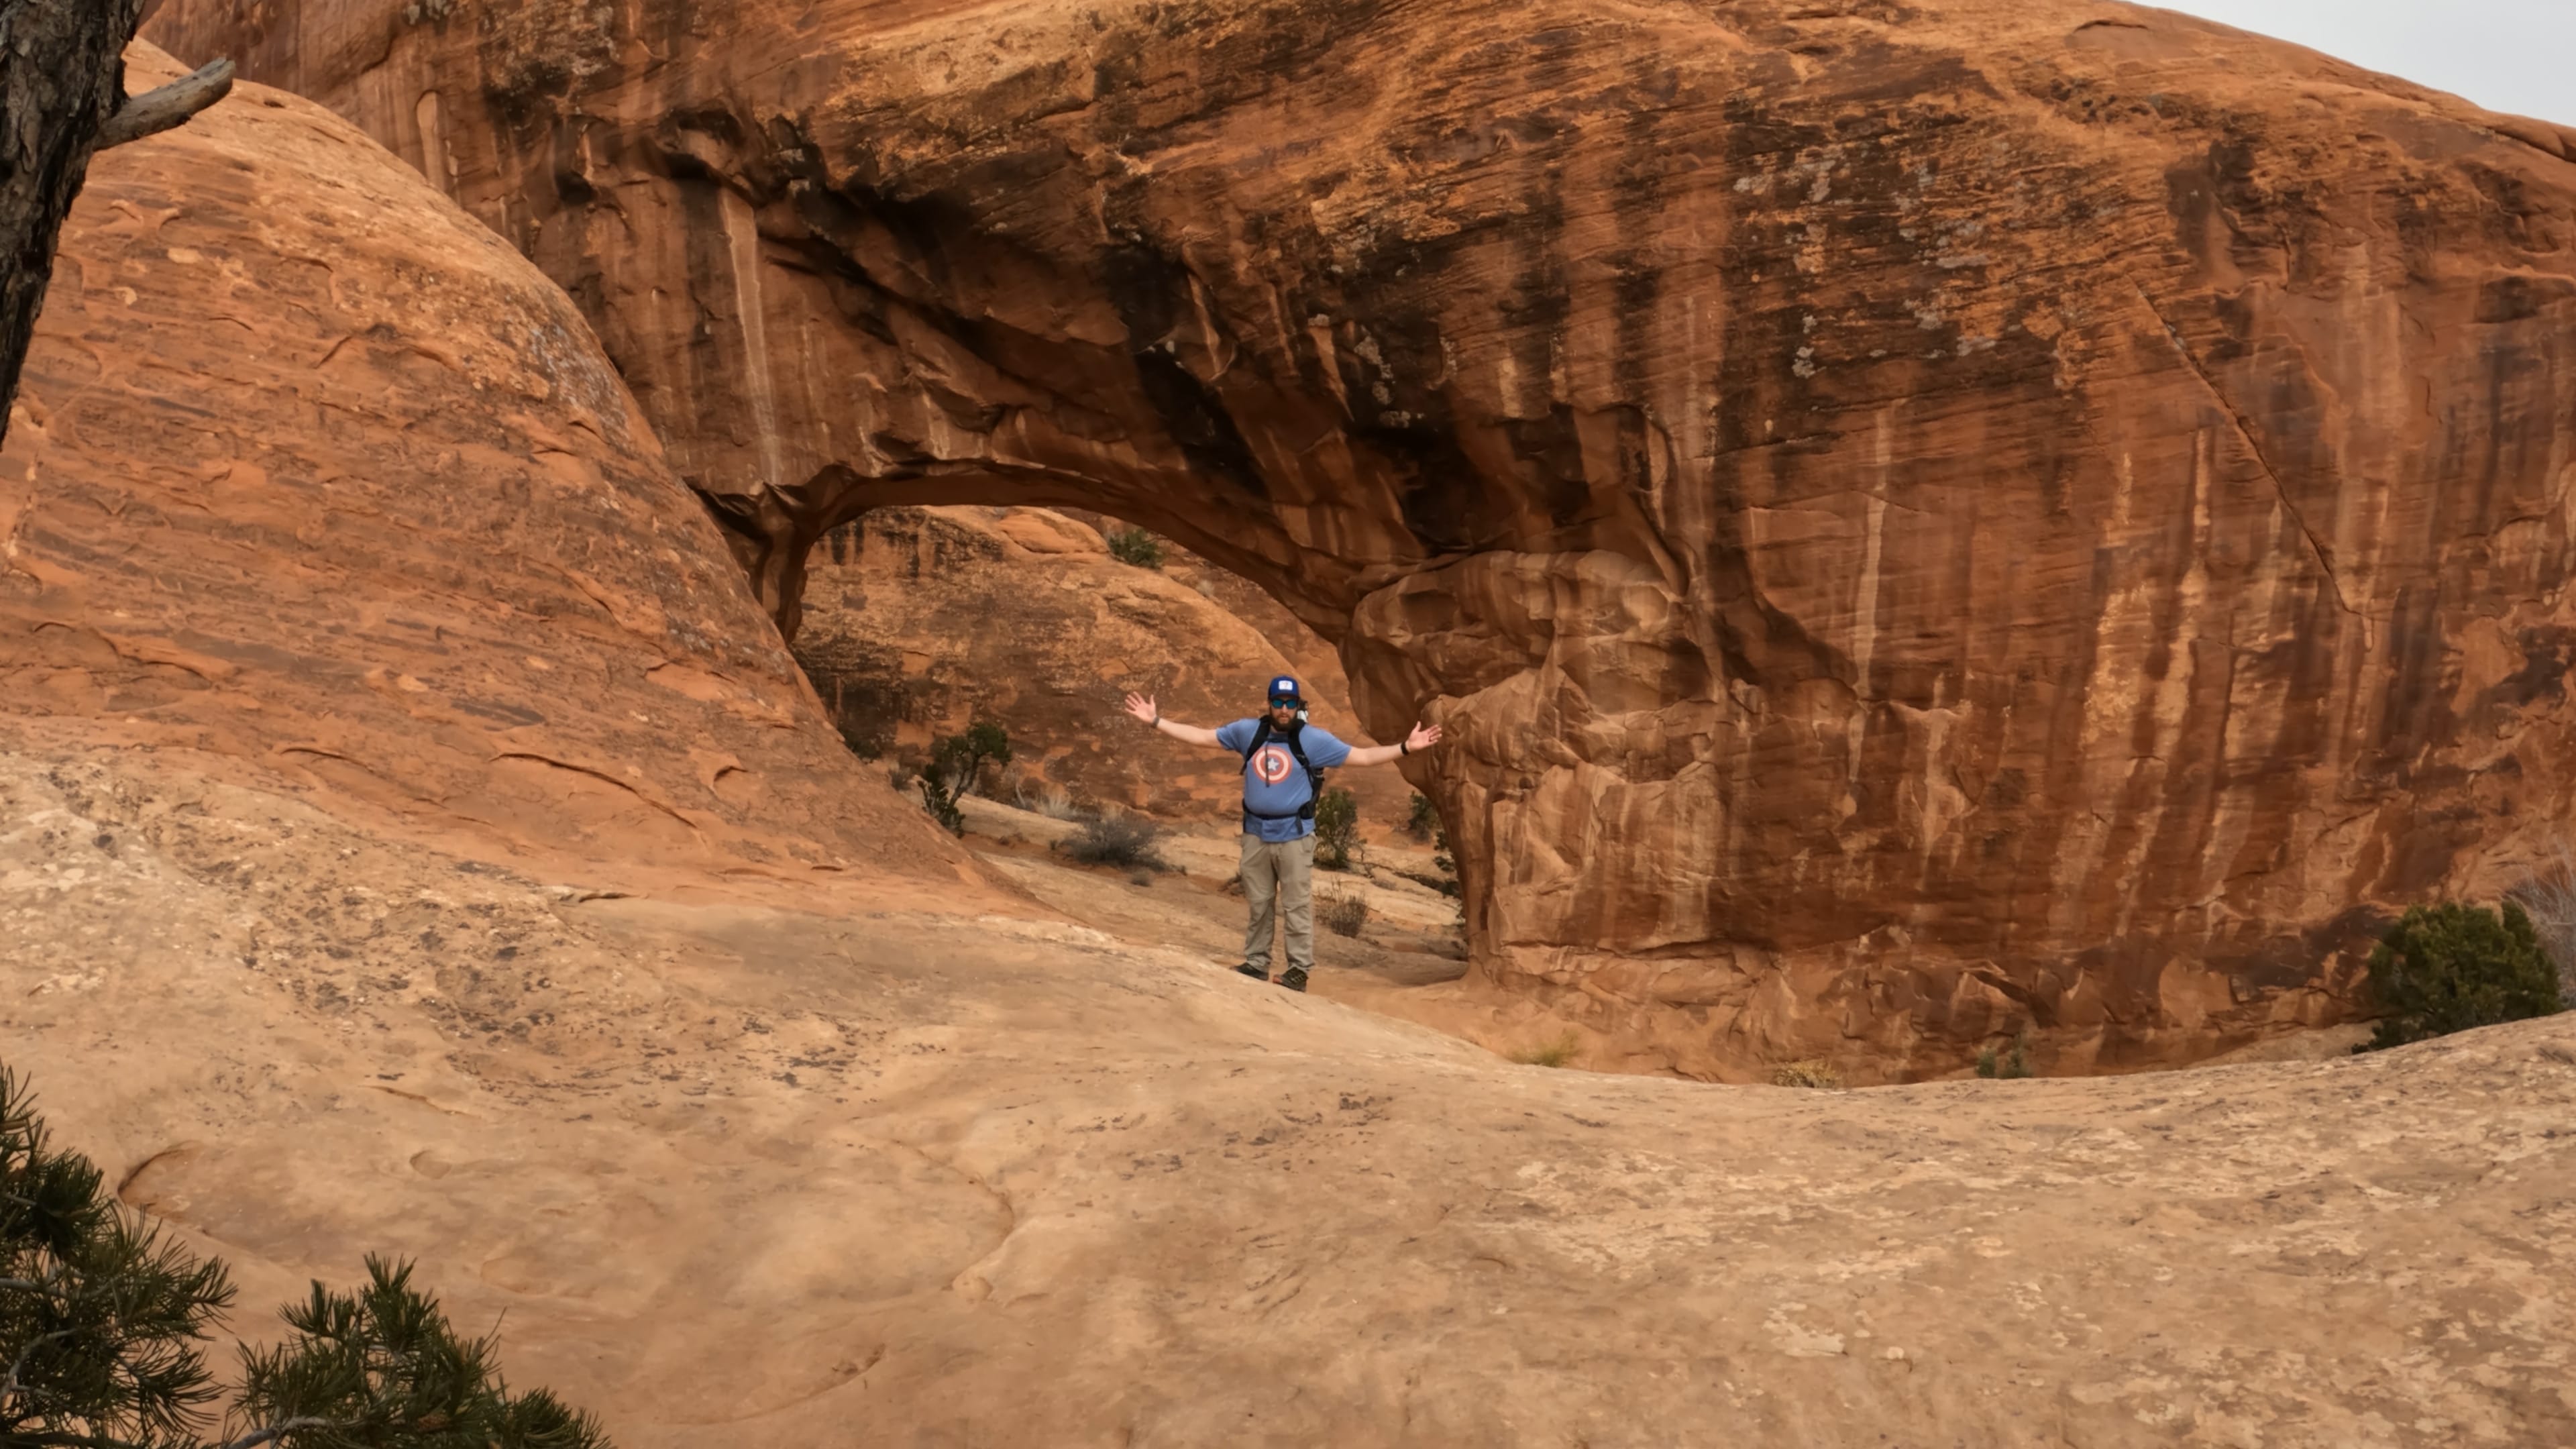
top-left (2143, 0), bottom-right (2572, 123)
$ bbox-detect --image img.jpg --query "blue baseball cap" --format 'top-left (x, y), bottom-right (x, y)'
top-left (1267, 676), bottom-right (1303, 704)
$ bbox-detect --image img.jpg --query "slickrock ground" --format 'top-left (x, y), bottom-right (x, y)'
top-left (1, 48), bottom-right (2573, 1449)
top-left (794, 504), bottom-right (1419, 830)
top-left (951, 788), bottom-right (1474, 985)
top-left (8, 747), bottom-right (2575, 1447)
top-left (145, 0), bottom-right (2576, 1079)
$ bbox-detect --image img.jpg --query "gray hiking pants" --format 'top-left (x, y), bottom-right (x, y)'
top-left (1240, 832), bottom-right (1317, 973)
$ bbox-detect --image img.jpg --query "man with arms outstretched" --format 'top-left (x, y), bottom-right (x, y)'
top-left (1124, 676), bottom-right (1442, 992)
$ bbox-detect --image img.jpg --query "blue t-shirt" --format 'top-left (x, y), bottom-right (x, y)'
top-left (1215, 718), bottom-right (1354, 841)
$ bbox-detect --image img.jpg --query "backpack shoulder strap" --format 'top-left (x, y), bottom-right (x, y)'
top-left (1279, 722), bottom-right (1323, 792)
top-left (1239, 719), bottom-right (1328, 823)
top-left (1240, 719), bottom-right (1323, 790)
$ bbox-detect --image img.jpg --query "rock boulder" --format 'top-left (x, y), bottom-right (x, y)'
top-left (1, 43), bottom-right (985, 904)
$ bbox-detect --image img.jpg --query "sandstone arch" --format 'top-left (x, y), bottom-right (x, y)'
top-left (144, 0), bottom-right (2576, 1077)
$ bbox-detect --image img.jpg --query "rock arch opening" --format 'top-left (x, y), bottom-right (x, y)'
top-left (144, 0), bottom-right (2576, 1081)
top-left (787, 504), bottom-right (1419, 839)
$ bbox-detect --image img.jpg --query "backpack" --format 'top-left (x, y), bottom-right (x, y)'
top-left (1240, 718), bottom-right (1325, 823)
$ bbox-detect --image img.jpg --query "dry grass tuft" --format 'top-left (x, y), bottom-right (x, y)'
top-left (1319, 888), bottom-right (1370, 938)
top-left (1016, 780), bottom-right (1078, 820)
top-left (1056, 813), bottom-right (1167, 871)
top-left (1509, 1032), bottom-right (1582, 1069)
top-left (2508, 843), bottom-right (2576, 1002)
top-left (1770, 1059), bottom-right (1843, 1089)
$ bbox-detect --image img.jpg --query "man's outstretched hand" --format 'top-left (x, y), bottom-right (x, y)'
top-left (1346, 720), bottom-right (1442, 767)
top-left (1129, 696), bottom-right (1221, 747)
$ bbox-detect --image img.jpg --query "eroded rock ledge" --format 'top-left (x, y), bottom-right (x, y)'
top-left (144, 0), bottom-right (2576, 1077)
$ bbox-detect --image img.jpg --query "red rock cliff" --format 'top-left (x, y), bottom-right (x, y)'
top-left (143, 0), bottom-right (2576, 1077)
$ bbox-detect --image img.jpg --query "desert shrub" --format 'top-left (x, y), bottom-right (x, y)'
top-left (916, 722), bottom-right (1011, 835)
top-left (1104, 525), bottom-right (1165, 570)
top-left (1770, 1059), bottom-right (1843, 1089)
top-left (2507, 847), bottom-right (2576, 1003)
top-left (1406, 792), bottom-right (1440, 841)
top-left (952, 722), bottom-right (1013, 798)
top-left (1976, 1032), bottom-right (2033, 1079)
top-left (0, 1061), bottom-right (606, 1449)
top-left (1057, 814), bottom-right (1167, 871)
top-left (1312, 787), bottom-right (1360, 871)
top-left (1319, 888), bottom-right (1370, 938)
top-left (1509, 1032), bottom-right (1581, 1069)
top-left (2359, 900), bottom-right (2563, 1051)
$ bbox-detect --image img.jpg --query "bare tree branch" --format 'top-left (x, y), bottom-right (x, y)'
top-left (96, 58), bottom-right (235, 150)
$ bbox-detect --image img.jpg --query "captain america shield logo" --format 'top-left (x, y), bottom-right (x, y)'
top-left (1252, 745), bottom-right (1296, 786)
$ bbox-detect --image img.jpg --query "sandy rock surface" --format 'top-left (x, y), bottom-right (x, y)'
top-left (952, 790), bottom-right (1470, 971)
top-left (144, 0), bottom-right (2576, 1079)
top-left (6, 743), bottom-right (2573, 1446)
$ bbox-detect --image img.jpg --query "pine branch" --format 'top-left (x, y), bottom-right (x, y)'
top-left (219, 1415), bottom-right (349, 1449)
top-left (3, 1326), bottom-right (78, 1403)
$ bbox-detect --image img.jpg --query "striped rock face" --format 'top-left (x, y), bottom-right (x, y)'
top-left (144, 0), bottom-right (2576, 1078)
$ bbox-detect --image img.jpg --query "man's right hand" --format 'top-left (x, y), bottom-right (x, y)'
top-left (1122, 693), bottom-right (1160, 726)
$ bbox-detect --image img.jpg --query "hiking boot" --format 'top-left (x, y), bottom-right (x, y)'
top-left (1279, 967), bottom-right (1309, 993)
top-left (1235, 963), bottom-right (1271, 982)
